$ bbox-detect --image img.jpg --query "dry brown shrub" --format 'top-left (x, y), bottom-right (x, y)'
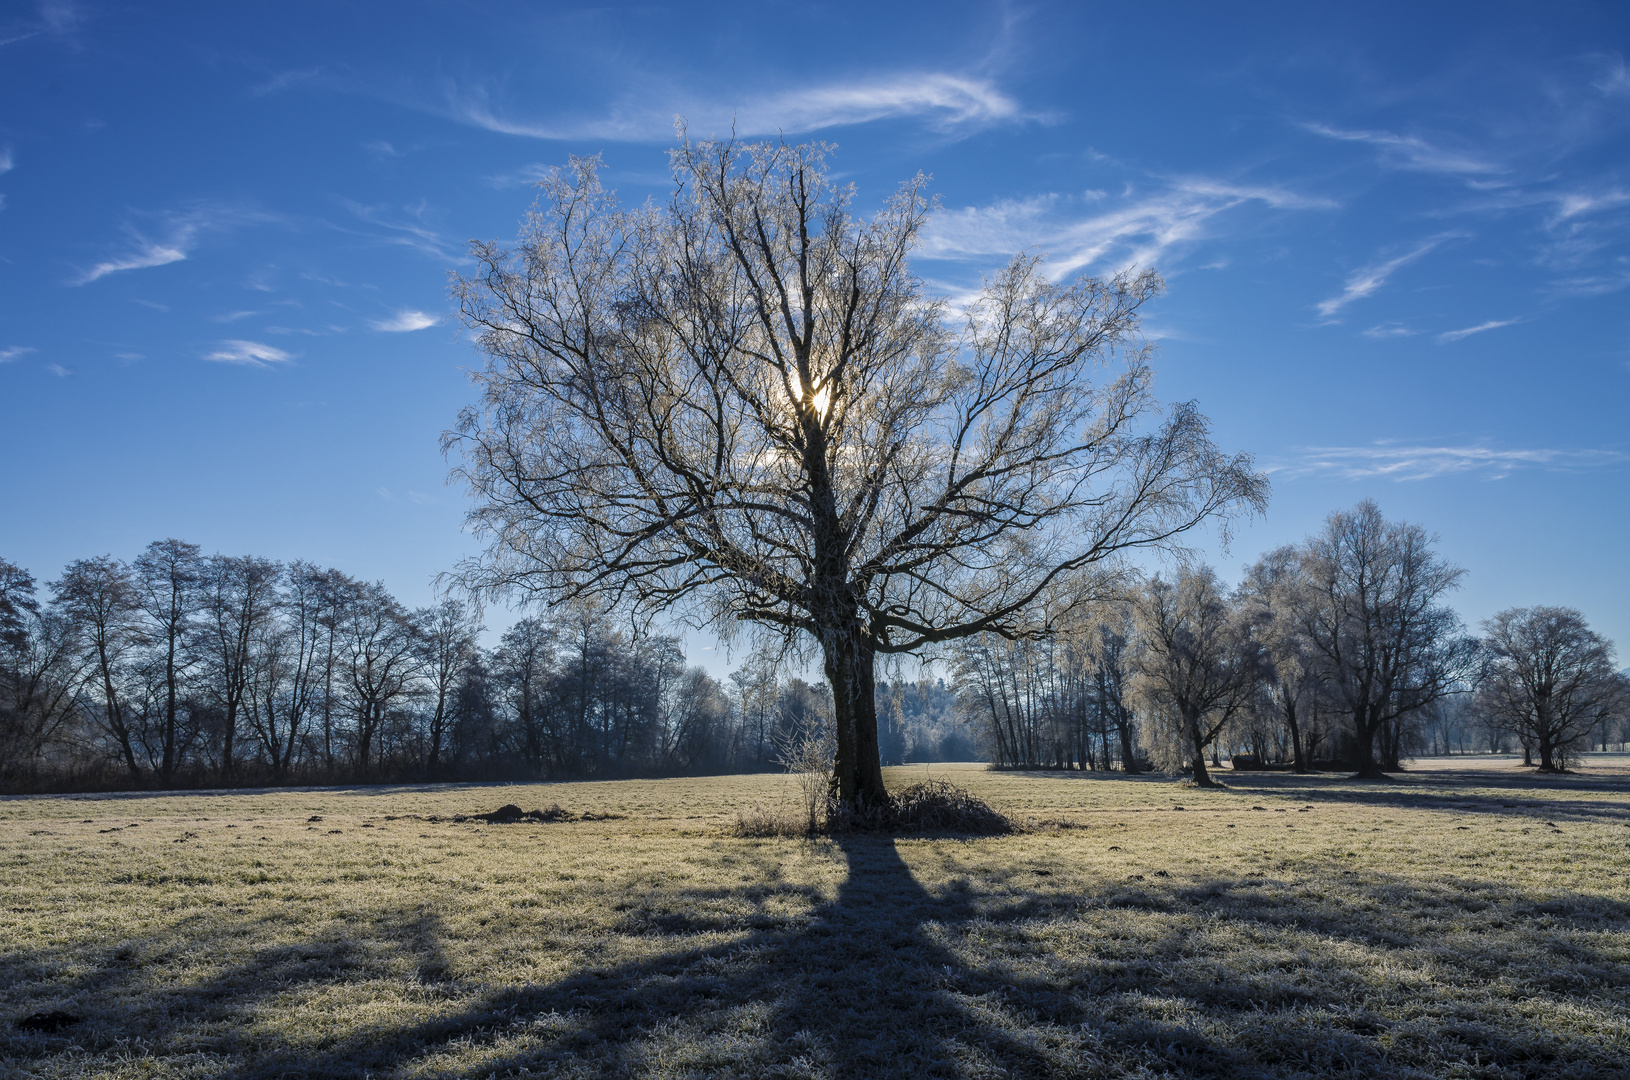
top-left (730, 804), bottom-right (805, 838)
top-left (826, 779), bottom-right (1014, 836)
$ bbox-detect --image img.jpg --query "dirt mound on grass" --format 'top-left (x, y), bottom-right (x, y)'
top-left (476, 803), bottom-right (570, 823)
top-left (417, 804), bottom-right (623, 825)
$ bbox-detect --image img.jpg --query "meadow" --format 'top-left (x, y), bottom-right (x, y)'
top-left (3, 758), bottom-right (1628, 1079)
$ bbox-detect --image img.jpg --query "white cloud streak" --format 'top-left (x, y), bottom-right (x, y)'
top-left (920, 178), bottom-right (1333, 279)
top-left (445, 72), bottom-right (1021, 142)
top-left (1436, 318), bottom-right (1519, 343)
top-left (0, 146), bottom-right (12, 173)
top-left (1303, 123), bottom-right (1500, 176)
top-left (1316, 236), bottom-right (1454, 319)
top-left (0, 345), bottom-right (34, 362)
top-left (73, 205), bottom-right (279, 285)
top-left (1273, 442), bottom-right (1626, 482)
top-left (75, 233), bottom-right (192, 284)
top-left (340, 199), bottom-right (462, 261)
top-left (204, 340), bottom-right (293, 367)
top-left (369, 309), bottom-right (438, 332)
top-left (1361, 322), bottom-right (1418, 339)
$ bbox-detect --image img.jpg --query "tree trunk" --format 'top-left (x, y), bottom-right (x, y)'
top-left (161, 646), bottom-right (179, 785)
top-left (1186, 708), bottom-right (1218, 787)
top-left (221, 700), bottom-right (237, 782)
top-left (1117, 712), bottom-right (1140, 774)
top-left (821, 620), bottom-right (887, 811)
top-left (1537, 731), bottom-right (1556, 771)
top-left (1352, 709), bottom-right (1387, 779)
top-left (1285, 696), bottom-right (1308, 774)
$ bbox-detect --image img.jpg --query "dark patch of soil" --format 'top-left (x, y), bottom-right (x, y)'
top-left (17, 1010), bottom-right (81, 1032)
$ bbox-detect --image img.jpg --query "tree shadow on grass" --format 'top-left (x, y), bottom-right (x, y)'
top-left (1196, 769), bottom-right (1630, 827)
top-left (5, 838), bottom-right (1629, 1078)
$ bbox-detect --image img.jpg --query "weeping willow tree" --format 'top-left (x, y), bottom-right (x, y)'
top-left (445, 135), bottom-right (1267, 812)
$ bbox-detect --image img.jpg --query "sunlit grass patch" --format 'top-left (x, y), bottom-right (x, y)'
top-left (2, 761), bottom-right (1628, 1077)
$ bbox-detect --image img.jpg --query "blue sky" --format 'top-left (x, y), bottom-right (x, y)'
top-left (2, 0), bottom-right (1628, 668)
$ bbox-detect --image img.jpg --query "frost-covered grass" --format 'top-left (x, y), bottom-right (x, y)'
top-left (3, 759), bottom-right (1628, 1078)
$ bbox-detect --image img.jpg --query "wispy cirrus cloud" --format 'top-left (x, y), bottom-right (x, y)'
top-left (204, 340), bottom-right (293, 367)
top-left (249, 67), bottom-right (319, 98)
top-left (484, 163), bottom-right (553, 190)
top-left (1303, 123), bottom-right (1500, 177)
top-left (1361, 322), bottom-right (1418, 339)
top-left (338, 198), bottom-right (463, 261)
top-left (1, 1), bottom-right (85, 49)
top-left (0, 345), bottom-right (34, 362)
top-left (442, 71), bottom-right (1023, 143)
top-left (74, 232), bottom-right (192, 284)
top-left (1316, 235), bottom-right (1459, 319)
top-left (1272, 441), bottom-right (1626, 482)
top-left (0, 146), bottom-right (13, 173)
top-left (1436, 318), bottom-right (1519, 343)
top-left (73, 204), bottom-right (279, 285)
top-left (921, 177), bottom-right (1333, 278)
top-left (369, 309), bottom-right (438, 332)
top-left (375, 487), bottom-right (435, 505)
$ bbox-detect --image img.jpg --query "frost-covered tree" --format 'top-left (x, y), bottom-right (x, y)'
top-left (1130, 566), bottom-right (1263, 787)
top-left (447, 137), bottom-right (1266, 811)
top-left (1478, 606), bottom-right (1626, 771)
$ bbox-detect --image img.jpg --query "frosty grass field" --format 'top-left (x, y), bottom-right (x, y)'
top-left (3, 758), bottom-right (1628, 1079)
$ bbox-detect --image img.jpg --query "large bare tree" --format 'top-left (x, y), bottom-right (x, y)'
top-left (448, 138), bottom-right (1266, 809)
top-left (1130, 565), bottom-right (1263, 787)
top-left (1241, 545), bottom-right (1326, 773)
top-left (1293, 501), bottom-right (1478, 778)
top-left (1478, 607), bottom-right (1627, 771)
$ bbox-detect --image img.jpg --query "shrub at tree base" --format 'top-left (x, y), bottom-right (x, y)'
top-left (730, 780), bottom-right (1013, 837)
top-left (827, 780), bottom-right (1014, 836)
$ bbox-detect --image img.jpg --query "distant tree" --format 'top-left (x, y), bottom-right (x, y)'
top-left (447, 137), bottom-right (1266, 812)
top-left (240, 562), bottom-right (329, 780)
top-left (0, 560), bottom-right (86, 780)
top-left (1129, 565), bottom-right (1263, 787)
top-left (53, 556), bottom-right (146, 778)
top-left (1292, 501), bottom-right (1478, 779)
top-left (663, 666), bottom-right (731, 770)
top-left (1088, 611), bottom-right (1143, 773)
top-left (1241, 546), bottom-right (1326, 773)
top-left (492, 616), bottom-right (556, 774)
top-left (413, 598), bottom-right (483, 778)
top-left (132, 539), bottom-right (202, 784)
top-left (1477, 607), bottom-right (1628, 772)
top-left (730, 648), bottom-right (782, 768)
top-left (0, 558), bottom-right (36, 652)
top-left (336, 580), bottom-right (418, 779)
top-left (199, 555), bottom-right (282, 781)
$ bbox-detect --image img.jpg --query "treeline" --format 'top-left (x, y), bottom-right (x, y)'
top-left (956, 501), bottom-right (1630, 779)
top-left (0, 542), bottom-right (956, 793)
top-left (6, 501), bottom-right (1626, 792)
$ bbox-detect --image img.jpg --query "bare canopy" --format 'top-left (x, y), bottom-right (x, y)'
top-left (1478, 606), bottom-right (1627, 771)
top-left (447, 137), bottom-right (1267, 809)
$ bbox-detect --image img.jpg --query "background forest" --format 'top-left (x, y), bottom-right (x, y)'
top-left (3, 502), bottom-right (1623, 793)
